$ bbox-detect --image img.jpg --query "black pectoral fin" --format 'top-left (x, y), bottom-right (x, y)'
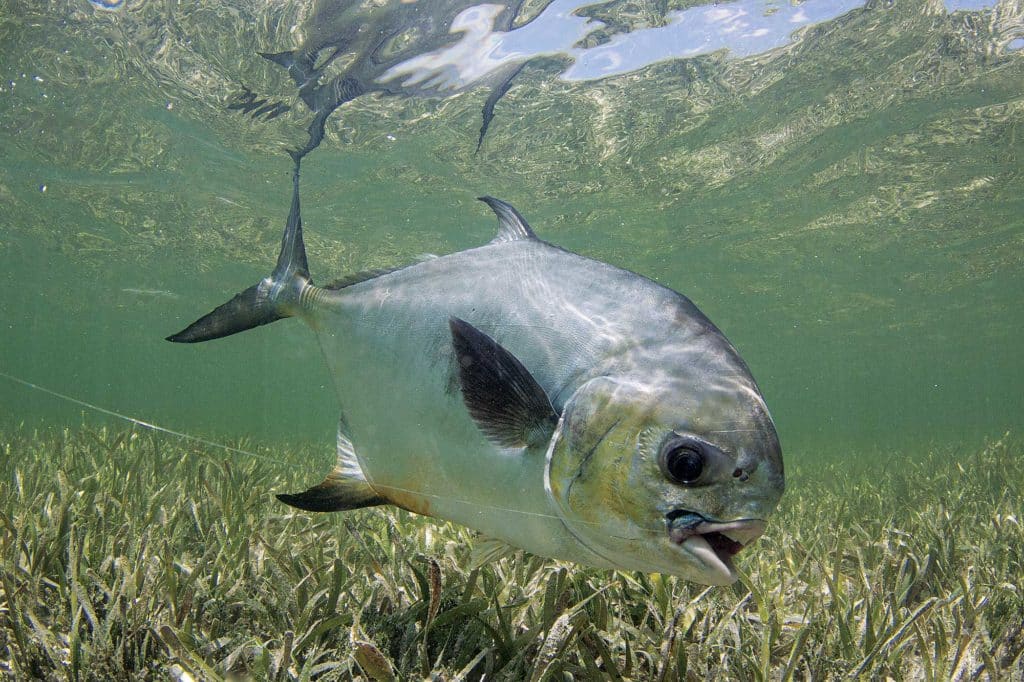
top-left (449, 317), bottom-right (559, 449)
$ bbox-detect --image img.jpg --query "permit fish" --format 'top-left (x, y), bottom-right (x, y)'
top-left (168, 170), bottom-right (784, 585)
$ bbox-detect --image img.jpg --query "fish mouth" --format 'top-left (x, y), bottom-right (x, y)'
top-left (666, 511), bottom-right (766, 585)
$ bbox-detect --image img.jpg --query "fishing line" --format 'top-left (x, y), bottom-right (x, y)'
top-left (0, 370), bottom-right (675, 538)
top-left (0, 370), bottom-right (289, 468)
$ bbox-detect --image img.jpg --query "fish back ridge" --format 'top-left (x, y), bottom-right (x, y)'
top-left (321, 267), bottom-right (404, 291)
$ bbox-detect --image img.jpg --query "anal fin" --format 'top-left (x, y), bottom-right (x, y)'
top-left (277, 420), bottom-right (384, 512)
top-left (470, 536), bottom-right (520, 568)
top-left (276, 469), bottom-right (383, 512)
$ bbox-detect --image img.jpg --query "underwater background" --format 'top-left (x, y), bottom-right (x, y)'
top-left (1, 0), bottom-right (1023, 678)
top-left (2, 0), bottom-right (1022, 456)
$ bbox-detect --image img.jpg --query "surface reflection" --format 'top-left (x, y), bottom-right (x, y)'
top-left (378, 0), bottom-right (867, 88)
top-left (267, 0), bottom-right (872, 159)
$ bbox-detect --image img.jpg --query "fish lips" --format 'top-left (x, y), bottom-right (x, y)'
top-left (666, 511), bottom-right (766, 585)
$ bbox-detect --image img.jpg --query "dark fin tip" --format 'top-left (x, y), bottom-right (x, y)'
top-left (276, 470), bottom-right (385, 512)
top-left (477, 196), bottom-right (537, 242)
top-left (169, 159), bottom-right (309, 345)
top-left (476, 63), bottom-right (523, 153)
top-left (259, 50), bottom-right (295, 68)
top-left (166, 283), bottom-right (286, 344)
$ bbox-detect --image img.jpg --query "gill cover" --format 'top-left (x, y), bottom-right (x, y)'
top-left (545, 377), bottom-right (654, 571)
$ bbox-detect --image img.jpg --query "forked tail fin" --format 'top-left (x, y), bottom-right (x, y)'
top-left (167, 163), bottom-right (310, 343)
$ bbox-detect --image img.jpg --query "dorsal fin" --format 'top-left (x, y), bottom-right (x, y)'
top-left (479, 196), bottom-right (538, 243)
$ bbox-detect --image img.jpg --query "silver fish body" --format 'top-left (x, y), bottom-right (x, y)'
top-left (170, 181), bottom-right (784, 585)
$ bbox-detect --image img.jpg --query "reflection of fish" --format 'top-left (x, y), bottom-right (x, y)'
top-left (255, 0), bottom-right (864, 159)
top-left (168, 172), bottom-right (783, 585)
top-left (255, 0), bottom-right (529, 158)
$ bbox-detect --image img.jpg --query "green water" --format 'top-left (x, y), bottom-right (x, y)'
top-left (1, 0), bottom-right (1022, 463)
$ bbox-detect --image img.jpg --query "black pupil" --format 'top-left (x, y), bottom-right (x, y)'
top-left (667, 447), bottom-right (703, 483)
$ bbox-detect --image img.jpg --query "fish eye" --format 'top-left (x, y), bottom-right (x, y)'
top-left (659, 440), bottom-right (705, 484)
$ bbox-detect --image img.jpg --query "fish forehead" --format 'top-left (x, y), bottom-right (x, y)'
top-left (652, 372), bottom-right (781, 474)
top-left (579, 340), bottom-right (780, 483)
top-left (571, 309), bottom-right (766, 433)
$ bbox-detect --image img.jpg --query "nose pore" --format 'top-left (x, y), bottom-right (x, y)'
top-left (735, 448), bottom-right (761, 475)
